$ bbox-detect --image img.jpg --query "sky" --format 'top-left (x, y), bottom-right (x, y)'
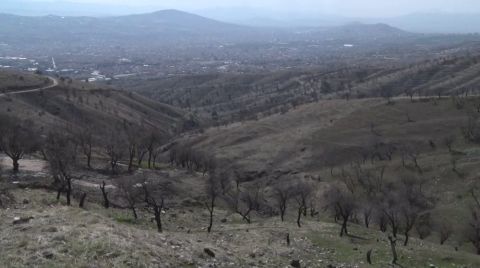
top-left (21, 0), bottom-right (480, 17)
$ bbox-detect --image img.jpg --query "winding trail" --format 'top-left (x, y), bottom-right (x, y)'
top-left (0, 76), bottom-right (58, 97)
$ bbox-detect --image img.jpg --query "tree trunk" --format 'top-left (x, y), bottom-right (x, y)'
top-left (148, 151), bottom-right (152, 169)
top-left (128, 153), bottom-right (134, 172)
top-left (297, 207), bottom-right (302, 228)
top-left (131, 206), bottom-right (138, 220)
top-left (367, 249), bottom-right (373, 264)
top-left (208, 208), bottom-right (214, 233)
top-left (12, 158), bottom-right (19, 172)
top-left (56, 186), bottom-right (64, 201)
top-left (340, 217), bottom-right (348, 237)
top-left (100, 182), bottom-right (110, 208)
top-left (207, 196), bottom-right (215, 233)
top-left (79, 193), bottom-right (87, 208)
top-left (66, 179), bottom-right (72, 206)
top-left (280, 208), bottom-right (285, 222)
top-left (364, 211), bottom-right (371, 228)
top-left (388, 235), bottom-right (398, 264)
top-left (86, 153), bottom-right (92, 169)
top-left (404, 231), bottom-right (410, 246)
top-left (137, 151), bottom-right (146, 166)
top-left (154, 208), bottom-right (162, 233)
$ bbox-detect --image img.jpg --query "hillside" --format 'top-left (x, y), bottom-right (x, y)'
top-left (0, 71), bottom-right (187, 134)
top-left (175, 95), bottom-right (480, 239)
top-left (1, 187), bottom-right (479, 267)
top-left (350, 56), bottom-right (480, 98)
top-left (0, 70), bottom-right (50, 93)
top-left (3, 70), bottom-right (480, 266)
top-left (115, 68), bottom-right (378, 126)
top-left (114, 54), bottom-right (480, 127)
top-left (0, 10), bottom-right (263, 46)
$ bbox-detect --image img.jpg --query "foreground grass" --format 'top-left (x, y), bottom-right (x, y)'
top-left (1, 188), bottom-right (480, 267)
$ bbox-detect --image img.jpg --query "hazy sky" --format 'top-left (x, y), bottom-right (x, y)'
top-left (7, 0), bottom-right (480, 17)
top-left (19, 0), bottom-right (480, 17)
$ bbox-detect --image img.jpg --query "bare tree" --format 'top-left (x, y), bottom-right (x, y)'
top-left (415, 213), bottom-right (432, 240)
top-left (77, 126), bottom-right (95, 169)
top-left (205, 169), bottom-right (220, 233)
top-left (124, 123), bottom-right (139, 172)
top-left (462, 113), bottom-right (480, 144)
top-left (44, 132), bottom-right (77, 206)
top-left (465, 187), bottom-right (480, 254)
top-left (0, 116), bottom-right (38, 172)
top-left (325, 184), bottom-right (357, 237)
top-left (105, 131), bottom-right (126, 174)
top-left (145, 130), bottom-right (162, 169)
top-left (116, 176), bottom-right (143, 220)
top-left (434, 219), bottom-right (453, 245)
top-left (273, 185), bottom-right (291, 222)
top-left (142, 181), bottom-right (168, 233)
top-left (399, 175), bottom-right (432, 246)
top-left (224, 182), bottom-right (263, 224)
top-left (293, 182), bottom-right (312, 228)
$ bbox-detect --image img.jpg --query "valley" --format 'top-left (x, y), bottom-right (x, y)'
top-left (1, 6), bottom-right (480, 268)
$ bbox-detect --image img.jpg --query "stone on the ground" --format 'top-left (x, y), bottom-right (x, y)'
top-left (13, 216), bottom-right (33, 225)
top-left (290, 259), bottom-right (301, 268)
top-left (204, 248), bottom-right (215, 258)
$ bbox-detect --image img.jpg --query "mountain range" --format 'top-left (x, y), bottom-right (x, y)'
top-left (1, 1), bottom-right (480, 33)
top-left (0, 9), bottom-right (416, 47)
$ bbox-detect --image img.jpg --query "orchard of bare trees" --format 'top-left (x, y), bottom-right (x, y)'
top-left (4, 105), bottom-right (480, 265)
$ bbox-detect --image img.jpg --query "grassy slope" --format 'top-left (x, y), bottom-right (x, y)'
top-left (0, 70), bottom-right (50, 92)
top-left (0, 74), bottom-right (186, 134)
top-left (1, 188), bottom-right (479, 268)
top-left (187, 97), bottom-right (476, 172)
top-left (184, 96), bottom-right (480, 247)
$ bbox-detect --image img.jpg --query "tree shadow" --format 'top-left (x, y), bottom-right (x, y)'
top-left (346, 233), bottom-right (369, 241)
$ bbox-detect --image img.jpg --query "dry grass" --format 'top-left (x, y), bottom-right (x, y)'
top-left (1, 188), bottom-right (480, 267)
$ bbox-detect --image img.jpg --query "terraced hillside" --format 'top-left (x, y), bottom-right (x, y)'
top-left (118, 55), bottom-right (480, 128)
top-left (0, 71), bottom-right (187, 135)
top-left (350, 55), bottom-right (480, 98)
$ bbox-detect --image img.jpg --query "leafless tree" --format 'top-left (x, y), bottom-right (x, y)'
top-left (224, 182), bottom-right (263, 224)
top-left (293, 182), bottom-right (312, 228)
top-left (117, 176), bottom-right (143, 220)
top-left (105, 131), bottom-right (126, 174)
top-left (76, 126), bottom-right (95, 169)
top-left (44, 132), bottom-right (77, 206)
top-left (142, 180), bottom-right (170, 233)
top-left (415, 213), bottom-right (432, 240)
top-left (205, 169), bottom-right (220, 233)
top-left (325, 184), bottom-right (357, 237)
top-left (399, 175), bottom-right (432, 246)
top-left (145, 130), bottom-right (162, 169)
top-left (462, 113), bottom-right (480, 144)
top-left (434, 218), bottom-right (453, 245)
top-left (0, 116), bottom-right (38, 172)
top-left (124, 123), bottom-right (140, 172)
top-left (465, 187), bottom-right (480, 254)
top-left (273, 185), bottom-right (291, 222)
